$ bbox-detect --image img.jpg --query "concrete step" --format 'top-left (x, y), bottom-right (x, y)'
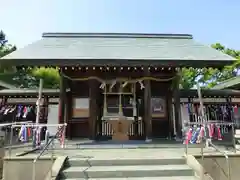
top-left (67, 157), bottom-right (186, 167)
top-left (60, 165), bottom-right (194, 179)
top-left (61, 177), bottom-right (197, 180)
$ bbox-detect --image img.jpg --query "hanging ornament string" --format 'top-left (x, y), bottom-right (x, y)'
top-left (61, 73), bottom-right (176, 84)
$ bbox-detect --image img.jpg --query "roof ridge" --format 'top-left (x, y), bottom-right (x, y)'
top-left (212, 76), bottom-right (240, 89)
top-left (42, 32), bottom-right (193, 39)
top-left (217, 76), bottom-right (240, 84)
top-left (0, 79), bottom-right (17, 89)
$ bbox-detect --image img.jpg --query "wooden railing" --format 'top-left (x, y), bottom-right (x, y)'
top-left (97, 119), bottom-right (145, 140)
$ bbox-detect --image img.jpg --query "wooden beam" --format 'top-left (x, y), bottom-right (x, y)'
top-left (167, 91), bottom-right (174, 138)
top-left (173, 71), bottom-right (182, 138)
top-left (59, 70), bottom-right (67, 124)
top-left (144, 67), bottom-right (152, 140)
top-left (66, 80), bottom-right (72, 139)
top-left (89, 69), bottom-right (99, 140)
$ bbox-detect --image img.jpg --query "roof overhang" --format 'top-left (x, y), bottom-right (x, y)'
top-left (212, 76), bottom-right (240, 90)
top-left (0, 58), bottom-right (234, 68)
top-left (1, 33), bottom-right (236, 68)
top-left (0, 80), bottom-right (17, 89)
top-left (0, 89), bottom-right (61, 96)
top-left (180, 89), bottom-right (240, 98)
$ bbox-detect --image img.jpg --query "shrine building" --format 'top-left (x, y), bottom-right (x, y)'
top-left (0, 33), bottom-right (237, 141)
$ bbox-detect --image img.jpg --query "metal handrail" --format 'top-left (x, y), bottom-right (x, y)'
top-left (7, 123), bottom-right (67, 156)
top-left (206, 139), bottom-right (231, 180)
top-left (184, 132), bottom-right (231, 180)
top-left (32, 124), bottom-right (66, 180)
top-left (7, 121), bottom-right (34, 156)
top-left (184, 120), bottom-right (236, 155)
top-left (0, 121), bottom-right (32, 127)
top-left (198, 137), bottom-right (231, 180)
top-left (212, 158), bottom-right (229, 178)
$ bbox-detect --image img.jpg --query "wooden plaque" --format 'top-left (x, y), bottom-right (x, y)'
top-left (151, 97), bottom-right (166, 118)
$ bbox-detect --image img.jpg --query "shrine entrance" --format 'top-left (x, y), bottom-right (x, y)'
top-left (93, 77), bottom-right (174, 141)
top-left (62, 67), bottom-right (177, 141)
top-left (95, 80), bottom-right (146, 141)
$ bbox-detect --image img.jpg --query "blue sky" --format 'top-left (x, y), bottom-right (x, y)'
top-left (1, 0), bottom-right (240, 49)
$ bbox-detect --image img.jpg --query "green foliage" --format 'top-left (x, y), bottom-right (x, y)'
top-left (205, 43), bottom-right (240, 89)
top-left (0, 30), bottom-right (60, 88)
top-left (0, 30), bottom-right (17, 73)
top-left (0, 30), bottom-right (16, 58)
top-left (31, 67), bottom-right (60, 89)
top-left (181, 43), bottom-right (240, 89)
top-left (0, 68), bottom-right (38, 88)
top-left (180, 68), bottom-right (199, 89)
top-left (0, 67), bottom-right (60, 89)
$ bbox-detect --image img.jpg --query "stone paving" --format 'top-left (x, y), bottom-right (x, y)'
top-left (3, 140), bottom-right (240, 180)
top-left (4, 139), bottom-right (240, 159)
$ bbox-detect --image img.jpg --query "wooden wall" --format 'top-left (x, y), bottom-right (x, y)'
top-left (151, 81), bottom-right (173, 138)
top-left (67, 81), bottom-right (90, 139)
top-left (62, 67), bottom-right (176, 140)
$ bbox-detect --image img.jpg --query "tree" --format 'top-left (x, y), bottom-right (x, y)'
top-left (205, 43), bottom-right (240, 88)
top-left (0, 30), bottom-right (16, 58)
top-left (9, 67), bottom-right (60, 89)
top-left (180, 43), bottom-right (240, 89)
top-left (0, 30), bottom-right (17, 72)
top-left (0, 67), bottom-right (60, 89)
top-left (0, 30), bottom-right (60, 89)
top-left (180, 67), bottom-right (200, 89)
top-left (0, 30), bottom-right (39, 88)
top-left (31, 67), bottom-right (60, 89)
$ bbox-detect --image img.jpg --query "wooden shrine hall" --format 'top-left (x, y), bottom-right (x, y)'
top-left (1, 32), bottom-right (238, 141)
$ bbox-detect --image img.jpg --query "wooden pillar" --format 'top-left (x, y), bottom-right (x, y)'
top-left (64, 79), bottom-right (70, 125)
top-left (173, 71), bottom-right (182, 138)
top-left (144, 68), bottom-right (152, 141)
top-left (43, 96), bottom-right (48, 124)
top-left (59, 70), bottom-right (67, 124)
top-left (167, 91), bottom-right (174, 138)
top-left (89, 71), bottom-right (98, 140)
top-left (66, 79), bottom-right (73, 139)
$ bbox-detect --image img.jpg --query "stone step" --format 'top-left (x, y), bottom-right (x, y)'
top-left (67, 157), bottom-right (186, 167)
top-left (61, 165), bottom-right (194, 179)
top-left (61, 177), bottom-right (197, 180)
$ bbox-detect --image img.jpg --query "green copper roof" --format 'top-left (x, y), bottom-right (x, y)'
top-left (0, 88), bottom-right (60, 96)
top-left (212, 76), bottom-right (240, 90)
top-left (0, 88), bottom-right (239, 98)
top-left (1, 33), bottom-right (236, 67)
top-left (0, 80), bottom-right (16, 89)
top-left (180, 89), bottom-right (240, 97)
